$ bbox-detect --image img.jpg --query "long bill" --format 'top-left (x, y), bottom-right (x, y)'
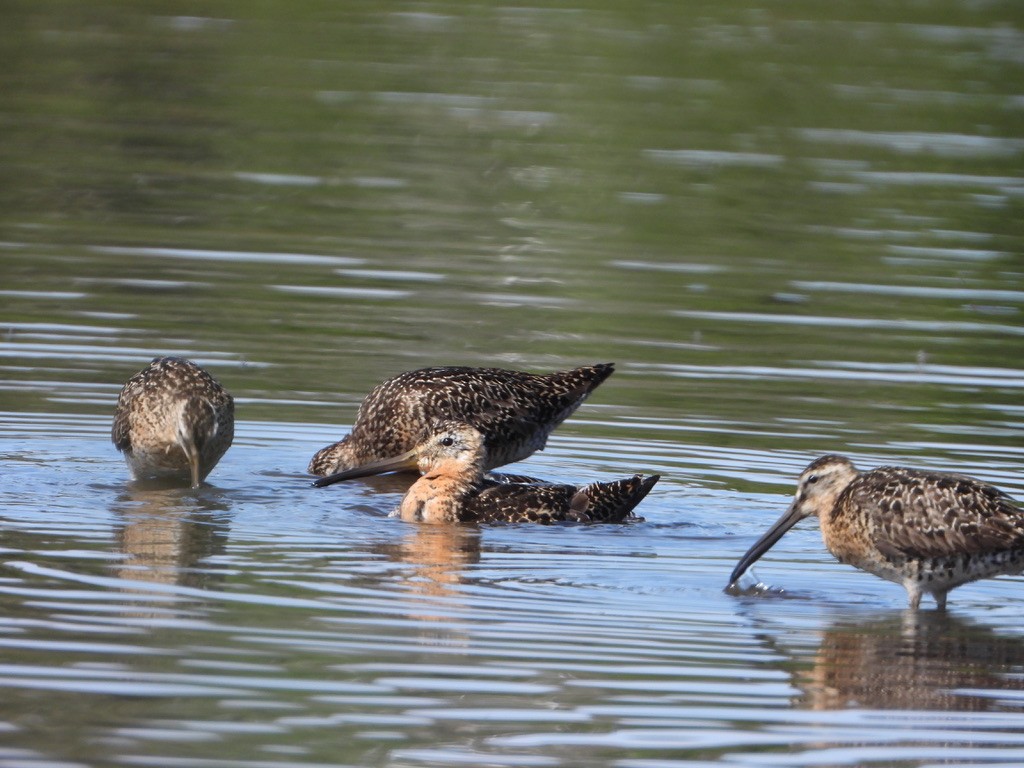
top-left (179, 435), bottom-right (202, 489)
top-left (728, 502), bottom-right (805, 586)
top-left (312, 448), bottom-right (419, 488)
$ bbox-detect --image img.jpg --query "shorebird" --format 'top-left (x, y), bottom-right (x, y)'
top-left (328, 421), bottom-right (659, 524)
top-left (112, 357), bottom-right (234, 488)
top-left (309, 363), bottom-right (614, 485)
top-left (728, 454), bottom-right (1024, 609)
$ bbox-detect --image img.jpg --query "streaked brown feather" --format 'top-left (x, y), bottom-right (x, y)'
top-left (308, 363), bottom-right (614, 476)
top-left (841, 468), bottom-right (1024, 560)
top-left (111, 357), bottom-right (234, 486)
top-left (461, 474), bottom-right (657, 524)
top-left (729, 454), bottom-right (1024, 610)
top-left (394, 421), bottom-right (657, 525)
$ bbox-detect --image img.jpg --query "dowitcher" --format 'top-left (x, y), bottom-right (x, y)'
top-left (330, 421), bottom-right (659, 524)
top-left (728, 454), bottom-right (1024, 609)
top-left (112, 357), bottom-right (234, 488)
top-left (310, 363), bottom-right (614, 485)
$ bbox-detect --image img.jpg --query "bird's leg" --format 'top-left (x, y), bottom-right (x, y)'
top-left (906, 584), bottom-right (923, 610)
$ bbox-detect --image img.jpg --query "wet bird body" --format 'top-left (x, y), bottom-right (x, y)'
top-left (406, 470), bottom-right (659, 525)
top-left (729, 455), bottom-right (1024, 609)
top-left (388, 422), bottom-right (658, 524)
top-left (309, 363), bottom-right (614, 483)
top-left (112, 357), bottom-right (234, 488)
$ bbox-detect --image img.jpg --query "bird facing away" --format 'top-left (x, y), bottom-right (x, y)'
top-left (729, 454), bottom-right (1024, 610)
top-left (112, 357), bottom-right (234, 488)
top-left (342, 421), bottom-right (658, 524)
top-left (309, 363), bottom-right (614, 486)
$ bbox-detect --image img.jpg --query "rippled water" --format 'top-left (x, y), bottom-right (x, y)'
top-left (2, 2), bottom-right (1024, 767)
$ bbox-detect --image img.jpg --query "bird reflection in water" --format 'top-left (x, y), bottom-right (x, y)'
top-left (113, 481), bottom-right (231, 615)
top-left (372, 523), bottom-right (481, 631)
top-left (798, 611), bottom-right (1024, 711)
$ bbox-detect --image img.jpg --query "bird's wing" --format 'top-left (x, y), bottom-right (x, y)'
top-left (111, 401), bottom-right (132, 451)
top-left (466, 482), bottom-right (577, 523)
top-left (858, 472), bottom-right (1024, 560)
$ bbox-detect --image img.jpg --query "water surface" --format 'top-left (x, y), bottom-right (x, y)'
top-left (1, 2), bottom-right (1023, 766)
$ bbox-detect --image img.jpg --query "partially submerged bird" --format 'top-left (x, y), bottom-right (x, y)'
top-left (112, 357), bottom-right (234, 488)
top-left (335, 421), bottom-right (658, 524)
top-left (310, 363), bottom-right (614, 485)
top-left (729, 454), bottom-right (1024, 609)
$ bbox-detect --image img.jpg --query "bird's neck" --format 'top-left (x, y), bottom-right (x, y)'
top-left (400, 459), bottom-right (481, 524)
top-left (423, 459), bottom-right (482, 494)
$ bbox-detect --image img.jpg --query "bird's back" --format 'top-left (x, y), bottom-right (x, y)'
top-left (463, 473), bottom-right (658, 524)
top-left (827, 466), bottom-right (1024, 566)
top-left (309, 363), bottom-right (614, 475)
top-left (112, 357), bottom-right (234, 481)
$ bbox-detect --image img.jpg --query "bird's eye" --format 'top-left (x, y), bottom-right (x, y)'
top-left (440, 436), bottom-right (455, 447)
top-left (806, 474), bottom-right (819, 484)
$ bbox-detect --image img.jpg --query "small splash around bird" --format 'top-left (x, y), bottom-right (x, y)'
top-left (112, 357), bottom-right (234, 488)
top-left (727, 454), bottom-right (1024, 610)
top-left (340, 420), bottom-right (659, 525)
top-left (723, 567), bottom-right (788, 598)
top-left (309, 363), bottom-right (614, 484)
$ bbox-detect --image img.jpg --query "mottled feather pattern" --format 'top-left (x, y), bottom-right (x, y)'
top-left (393, 421), bottom-right (658, 525)
top-left (731, 454), bottom-right (1024, 609)
top-left (461, 474), bottom-right (657, 524)
top-left (308, 363), bottom-right (614, 476)
top-left (838, 467), bottom-right (1024, 561)
top-left (112, 357), bottom-right (234, 486)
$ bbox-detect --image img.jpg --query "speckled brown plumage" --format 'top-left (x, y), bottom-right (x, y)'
top-left (112, 357), bottom-right (234, 487)
top-left (308, 363), bottom-right (614, 482)
top-left (729, 454), bottom-right (1024, 609)
top-left (392, 422), bottom-right (658, 524)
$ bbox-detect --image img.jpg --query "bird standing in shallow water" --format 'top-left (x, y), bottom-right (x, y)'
top-left (112, 357), bottom-right (234, 488)
top-left (336, 421), bottom-right (658, 524)
top-left (728, 454), bottom-right (1024, 609)
top-left (309, 363), bottom-right (614, 485)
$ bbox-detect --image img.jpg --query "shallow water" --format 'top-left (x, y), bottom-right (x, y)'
top-left (2, 2), bottom-right (1024, 767)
